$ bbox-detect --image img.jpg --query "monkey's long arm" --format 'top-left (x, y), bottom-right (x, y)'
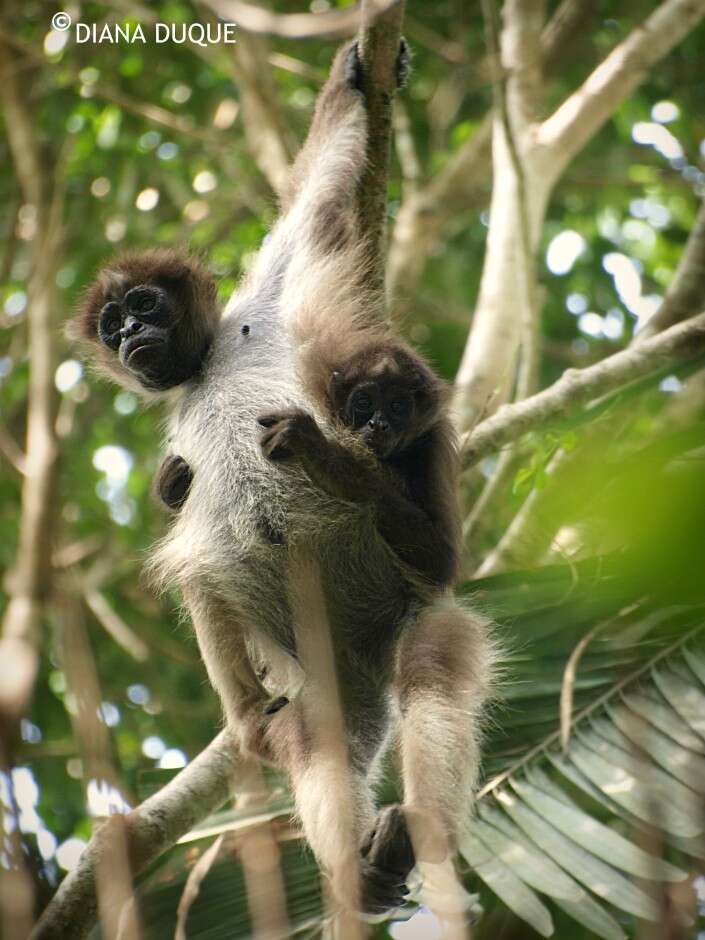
top-left (259, 411), bottom-right (458, 585)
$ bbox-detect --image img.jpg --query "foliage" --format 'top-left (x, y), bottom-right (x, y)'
top-left (1, 1), bottom-right (705, 938)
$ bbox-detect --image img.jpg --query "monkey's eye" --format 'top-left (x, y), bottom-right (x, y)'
top-left (126, 287), bottom-right (158, 316)
top-left (354, 393), bottom-right (373, 412)
top-left (98, 302), bottom-right (123, 349)
top-left (390, 399), bottom-right (410, 417)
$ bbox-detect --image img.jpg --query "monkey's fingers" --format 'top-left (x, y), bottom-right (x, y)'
top-left (260, 427), bottom-right (295, 460)
top-left (344, 41), bottom-right (363, 92)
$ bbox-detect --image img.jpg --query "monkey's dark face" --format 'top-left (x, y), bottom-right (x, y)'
top-left (98, 283), bottom-right (205, 390)
top-left (345, 380), bottom-right (415, 459)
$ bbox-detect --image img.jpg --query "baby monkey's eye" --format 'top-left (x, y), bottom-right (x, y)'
top-left (354, 394), bottom-right (373, 412)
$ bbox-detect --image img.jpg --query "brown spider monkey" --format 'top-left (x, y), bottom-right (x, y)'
top-left (69, 41), bottom-right (495, 917)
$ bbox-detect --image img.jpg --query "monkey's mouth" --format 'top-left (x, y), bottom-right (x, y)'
top-left (123, 337), bottom-right (163, 364)
top-left (364, 429), bottom-right (394, 458)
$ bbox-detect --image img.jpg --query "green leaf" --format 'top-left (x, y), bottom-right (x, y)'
top-left (553, 893), bottom-right (627, 940)
top-left (604, 705), bottom-right (705, 795)
top-left (682, 646), bottom-right (705, 686)
top-left (511, 777), bottom-right (684, 881)
top-left (475, 806), bottom-right (583, 900)
top-left (569, 738), bottom-right (701, 838)
top-left (652, 666), bottom-right (705, 740)
top-left (496, 787), bottom-right (658, 920)
top-left (621, 690), bottom-right (704, 752)
top-left (459, 831), bottom-right (554, 937)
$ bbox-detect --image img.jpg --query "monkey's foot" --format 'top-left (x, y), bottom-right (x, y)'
top-left (359, 805), bottom-right (416, 914)
top-left (343, 38), bottom-right (410, 94)
top-left (344, 41), bottom-right (364, 92)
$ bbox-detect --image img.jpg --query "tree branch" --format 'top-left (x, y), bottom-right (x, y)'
top-left (0, 36), bottom-right (62, 727)
top-left (202, 0), bottom-right (391, 39)
top-left (31, 732), bottom-right (241, 939)
top-left (461, 311), bottom-right (705, 468)
top-left (229, 32), bottom-right (295, 195)
top-left (386, 0), bottom-right (597, 306)
top-left (636, 197), bottom-right (705, 342)
top-left (357, 0), bottom-right (406, 297)
top-left (537, 0), bottom-right (705, 177)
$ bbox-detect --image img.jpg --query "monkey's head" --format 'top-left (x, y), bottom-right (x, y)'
top-left (68, 249), bottom-right (219, 394)
top-left (329, 343), bottom-right (445, 459)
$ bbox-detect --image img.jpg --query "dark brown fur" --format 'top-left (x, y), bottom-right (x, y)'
top-left (261, 340), bottom-right (461, 587)
top-left (68, 248), bottom-right (219, 392)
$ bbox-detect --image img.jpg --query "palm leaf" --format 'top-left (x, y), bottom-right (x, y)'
top-left (132, 559), bottom-right (705, 939)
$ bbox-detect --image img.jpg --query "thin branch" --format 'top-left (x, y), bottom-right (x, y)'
top-left (84, 590), bottom-right (150, 663)
top-left (202, 0), bottom-right (392, 39)
top-left (537, 0), bottom-right (705, 177)
top-left (461, 311), bottom-right (705, 469)
top-left (0, 35), bottom-right (62, 726)
top-left (0, 418), bottom-right (27, 475)
top-left (357, 0), bottom-right (407, 298)
top-left (31, 732), bottom-right (241, 940)
top-left (636, 198), bottom-right (705, 342)
top-left (386, 0), bottom-right (597, 305)
top-left (228, 32), bottom-right (294, 195)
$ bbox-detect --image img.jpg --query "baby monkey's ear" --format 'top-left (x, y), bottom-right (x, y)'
top-left (328, 370), bottom-right (345, 404)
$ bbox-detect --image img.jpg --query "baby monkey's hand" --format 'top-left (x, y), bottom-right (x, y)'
top-left (258, 409), bottom-right (325, 461)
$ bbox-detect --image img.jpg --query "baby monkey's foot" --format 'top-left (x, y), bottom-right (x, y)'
top-left (359, 804), bottom-right (416, 915)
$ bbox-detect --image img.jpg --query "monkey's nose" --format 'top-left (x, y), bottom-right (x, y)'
top-left (368, 415), bottom-right (389, 432)
top-left (120, 315), bottom-right (143, 339)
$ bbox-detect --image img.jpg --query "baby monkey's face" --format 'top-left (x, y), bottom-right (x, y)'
top-left (345, 379), bottom-right (415, 459)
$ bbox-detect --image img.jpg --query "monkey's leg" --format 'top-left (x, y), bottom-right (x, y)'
top-left (389, 602), bottom-right (495, 865)
top-left (184, 587), bottom-right (282, 762)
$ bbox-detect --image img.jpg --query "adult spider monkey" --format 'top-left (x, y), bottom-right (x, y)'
top-left (69, 42), bottom-right (495, 916)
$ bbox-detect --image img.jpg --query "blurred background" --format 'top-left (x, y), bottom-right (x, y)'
top-left (1, 1), bottom-right (705, 937)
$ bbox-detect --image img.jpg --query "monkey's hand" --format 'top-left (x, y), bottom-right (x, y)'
top-left (258, 409), bottom-right (325, 462)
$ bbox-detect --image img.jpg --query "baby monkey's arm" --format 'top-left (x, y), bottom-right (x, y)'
top-left (258, 409), bottom-right (457, 585)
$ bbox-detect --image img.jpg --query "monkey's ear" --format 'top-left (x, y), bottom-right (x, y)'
top-left (327, 370), bottom-right (346, 410)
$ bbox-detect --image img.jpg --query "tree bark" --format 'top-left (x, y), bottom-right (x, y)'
top-left (31, 732), bottom-right (241, 940)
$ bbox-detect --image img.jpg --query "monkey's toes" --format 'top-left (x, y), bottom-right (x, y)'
top-left (359, 805), bottom-right (416, 914)
top-left (344, 41), bottom-right (364, 92)
top-left (264, 695), bottom-right (289, 716)
top-left (396, 38), bottom-right (411, 89)
top-left (360, 861), bottom-right (410, 915)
